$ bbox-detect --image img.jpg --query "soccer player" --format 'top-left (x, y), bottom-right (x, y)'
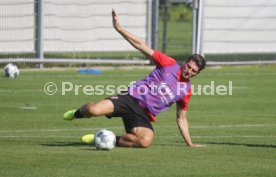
top-left (63, 9), bottom-right (206, 148)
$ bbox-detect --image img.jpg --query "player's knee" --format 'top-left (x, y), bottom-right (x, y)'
top-left (138, 136), bottom-right (152, 148)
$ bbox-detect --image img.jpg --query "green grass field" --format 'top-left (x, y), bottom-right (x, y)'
top-left (0, 65), bottom-right (276, 177)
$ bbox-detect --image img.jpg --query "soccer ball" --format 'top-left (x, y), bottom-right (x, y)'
top-left (3, 63), bottom-right (19, 78)
top-left (94, 129), bottom-right (116, 150)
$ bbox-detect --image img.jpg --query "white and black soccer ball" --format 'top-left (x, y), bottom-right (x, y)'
top-left (94, 129), bottom-right (116, 150)
top-left (3, 63), bottom-right (19, 78)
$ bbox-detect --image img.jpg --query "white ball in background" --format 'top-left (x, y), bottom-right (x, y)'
top-left (3, 63), bottom-right (20, 78)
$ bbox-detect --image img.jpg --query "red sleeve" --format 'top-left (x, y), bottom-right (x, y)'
top-left (152, 50), bottom-right (176, 67)
top-left (177, 88), bottom-right (192, 110)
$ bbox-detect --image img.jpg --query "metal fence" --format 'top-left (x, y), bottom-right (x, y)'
top-left (0, 0), bottom-right (158, 65)
top-left (193, 0), bottom-right (276, 64)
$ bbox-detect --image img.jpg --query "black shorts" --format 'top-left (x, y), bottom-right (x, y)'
top-left (106, 94), bottom-right (154, 133)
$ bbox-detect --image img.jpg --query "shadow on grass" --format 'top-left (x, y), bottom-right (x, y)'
top-left (206, 142), bottom-right (276, 148)
top-left (41, 142), bottom-right (87, 147)
top-left (40, 142), bottom-right (119, 151)
top-left (40, 142), bottom-right (101, 151)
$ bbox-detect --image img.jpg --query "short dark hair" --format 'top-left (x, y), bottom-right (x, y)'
top-left (185, 54), bottom-right (206, 72)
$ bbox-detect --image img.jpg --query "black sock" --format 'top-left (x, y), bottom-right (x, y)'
top-left (74, 109), bottom-right (85, 118)
top-left (116, 136), bottom-right (120, 146)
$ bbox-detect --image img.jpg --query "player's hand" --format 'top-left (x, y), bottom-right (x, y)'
top-left (112, 9), bottom-right (120, 30)
top-left (188, 143), bottom-right (206, 148)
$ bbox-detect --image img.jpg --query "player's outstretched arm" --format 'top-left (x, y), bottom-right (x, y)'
top-left (112, 9), bottom-right (154, 58)
top-left (176, 107), bottom-right (206, 148)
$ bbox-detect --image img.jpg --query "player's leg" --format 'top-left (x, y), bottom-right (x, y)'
top-left (79, 99), bottom-right (114, 117)
top-left (64, 99), bottom-right (114, 120)
top-left (117, 112), bottom-right (154, 148)
top-left (117, 127), bottom-right (154, 148)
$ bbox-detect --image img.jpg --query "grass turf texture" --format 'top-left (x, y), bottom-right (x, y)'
top-left (0, 65), bottom-right (275, 177)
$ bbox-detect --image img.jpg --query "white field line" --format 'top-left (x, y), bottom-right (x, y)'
top-left (192, 135), bottom-right (276, 139)
top-left (0, 89), bottom-right (42, 92)
top-left (0, 135), bottom-right (79, 139)
top-left (0, 127), bottom-right (123, 133)
top-left (232, 86), bottom-right (249, 89)
top-left (19, 106), bottom-right (37, 110)
top-left (0, 85), bottom-right (249, 93)
top-left (158, 124), bottom-right (276, 129)
top-left (0, 124), bottom-right (275, 134)
top-left (0, 135), bottom-right (275, 139)
top-left (5, 74), bottom-right (144, 79)
top-left (156, 135), bottom-right (276, 139)
top-left (205, 72), bottom-right (276, 76)
top-left (186, 124), bottom-right (276, 128)
top-left (0, 86), bottom-right (250, 92)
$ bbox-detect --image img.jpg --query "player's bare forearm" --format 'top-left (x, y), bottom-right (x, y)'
top-left (176, 108), bottom-right (206, 148)
top-left (176, 110), bottom-right (193, 146)
top-left (112, 9), bottom-right (153, 58)
top-left (117, 28), bottom-right (153, 57)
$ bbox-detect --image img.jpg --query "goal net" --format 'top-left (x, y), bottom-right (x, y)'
top-left (0, 0), bottom-right (151, 65)
top-left (199, 0), bottom-right (276, 64)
